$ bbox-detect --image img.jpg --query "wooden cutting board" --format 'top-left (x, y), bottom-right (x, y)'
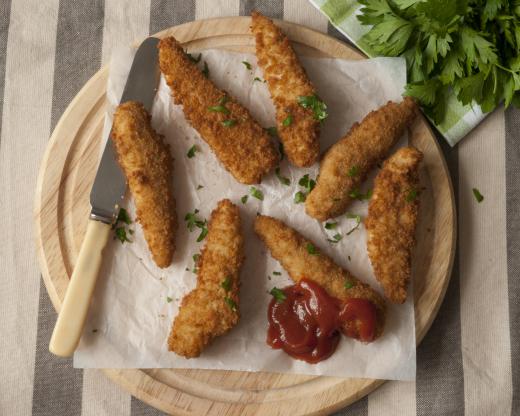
top-left (34, 17), bottom-right (456, 416)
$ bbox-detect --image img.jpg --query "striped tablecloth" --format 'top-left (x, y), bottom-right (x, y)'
top-left (0, 0), bottom-right (517, 415)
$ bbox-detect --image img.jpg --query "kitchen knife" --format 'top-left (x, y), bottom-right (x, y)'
top-left (49, 37), bottom-right (160, 357)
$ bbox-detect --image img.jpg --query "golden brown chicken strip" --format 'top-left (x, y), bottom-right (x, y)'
top-left (254, 215), bottom-right (385, 341)
top-left (168, 199), bottom-right (244, 358)
top-left (251, 12), bottom-right (322, 167)
top-left (158, 37), bottom-right (279, 184)
top-left (365, 146), bottom-right (423, 304)
top-left (305, 97), bottom-right (417, 221)
top-left (112, 101), bottom-right (176, 268)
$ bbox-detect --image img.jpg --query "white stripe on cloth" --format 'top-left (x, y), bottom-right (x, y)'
top-left (81, 2), bottom-right (153, 414)
top-left (459, 107), bottom-right (513, 415)
top-left (284, 0), bottom-right (328, 33)
top-left (81, 370), bottom-right (131, 416)
top-left (195, 0), bottom-right (239, 20)
top-left (0, 0), bottom-right (59, 414)
top-left (368, 381), bottom-right (416, 416)
top-left (101, 0), bottom-right (151, 64)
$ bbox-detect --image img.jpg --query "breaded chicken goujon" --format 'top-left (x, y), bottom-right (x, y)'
top-left (305, 97), bottom-right (417, 221)
top-left (251, 12), bottom-right (322, 167)
top-left (158, 37), bottom-right (279, 184)
top-left (112, 101), bottom-right (177, 268)
top-left (366, 146), bottom-right (423, 304)
top-left (254, 215), bottom-right (386, 342)
top-left (168, 199), bottom-right (244, 357)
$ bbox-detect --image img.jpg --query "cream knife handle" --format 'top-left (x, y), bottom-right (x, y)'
top-left (49, 219), bottom-right (111, 357)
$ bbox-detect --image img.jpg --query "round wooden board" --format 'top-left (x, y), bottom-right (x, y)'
top-left (34, 17), bottom-right (456, 416)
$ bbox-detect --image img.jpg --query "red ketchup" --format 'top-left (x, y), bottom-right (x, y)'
top-left (267, 279), bottom-right (378, 363)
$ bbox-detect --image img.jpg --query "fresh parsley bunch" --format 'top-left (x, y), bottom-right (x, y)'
top-left (358, 0), bottom-right (520, 123)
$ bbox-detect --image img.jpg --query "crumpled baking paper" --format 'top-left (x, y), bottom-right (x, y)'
top-left (74, 46), bottom-right (416, 380)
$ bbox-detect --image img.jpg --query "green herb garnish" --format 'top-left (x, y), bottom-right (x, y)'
top-left (273, 271), bottom-right (282, 276)
top-left (218, 95), bottom-right (229, 105)
top-left (224, 297), bottom-right (237, 311)
top-left (328, 233), bottom-right (343, 243)
top-left (254, 77), bottom-right (264, 82)
top-left (222, 119), bottom-right (237, 127)
top-left (348, 165), bottom-right (359, 177)
top-left (275, 167), bottom-right (290, 186)
top-left (187, 145), bottom-right (198, 158)
top-left (267, 126), bottom-right (278, 137)
top-left (297, 95), bottom-right (328, 121)
top-left (349, 188), bottom-right (372, 201)
top-left (294, 191), bottom-right (306, 204)
top-left (207, 105), bottom-right (230, 114)
top-left (116, 208), bottom-right (132, 225)
top-left (242, 60), bottom-right (252, 70)
top-left (406, 188), bottom-right (418, 202)
top-left (346, 213), bottom-right (362, 235)
top-left (324, 222), bottom-right (337, 230)
top-left (221, 276), bottom-right (232, 291)
top-left (282, 114), bottom-right (293, 126)
top-left (299, 174), bottom-right (316, 193)
top-left (166, 296), bottom-right (173, 303)
top-left (270, 287), bottom-right (287, 303)
top-left (344, 280), bottom-right (355, 289)
top-left (202, 61), bottom-right (209, 78)
top-left (472, 187), bottom-right (484, 203)
top-left (196, 184), bottom-right (204, 190)
top-left (241, 195), bottom-right (248, 204)
top-left (184, 209), bottom-right (204, 231)
top-left (114, 227), bottom-right (131, 243)
top-left (250, 187), bottom-right (264, 201)
top-left (196, 227), bottom-right (208, 242)
top-left (306, 243), bottom-right (318, 255)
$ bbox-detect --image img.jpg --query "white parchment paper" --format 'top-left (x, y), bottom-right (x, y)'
top-left (74, 47), bottom-right (416, 380)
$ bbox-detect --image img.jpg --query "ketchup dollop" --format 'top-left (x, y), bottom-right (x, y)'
top-left (267, 279), bottom-right (378, 363)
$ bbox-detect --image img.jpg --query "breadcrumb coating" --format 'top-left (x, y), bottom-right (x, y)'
top-left (251, 11), bottom-right (320, 167)
top-left (254, 215), bottom-right (386, 341)
top-left (112, 101), bottom-right (177, 268)
top-left (168, 199), bottom-right (244, 358)
top-left (366, 146), bottom-right (423, 304)
top-left (158, 36), bottom-right (279, 184)
top-left (305, 97), bottom-right (418, 221)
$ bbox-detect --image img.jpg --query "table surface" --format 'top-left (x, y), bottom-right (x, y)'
top-left (0, 0), bottom-right (518, 416)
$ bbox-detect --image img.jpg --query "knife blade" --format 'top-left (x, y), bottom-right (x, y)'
top-left (49, 37), bottom-right (160, 357)
top-left (90, 36), bottom-right (160, 223)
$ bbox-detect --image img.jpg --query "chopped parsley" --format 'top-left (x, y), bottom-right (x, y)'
top-left (406, 188), bottom-right (419, 202)
top-left (196, 227), bottom-right (208, 242)
top-left (113, 208), bottom-right (134, 243)
top-left (224, 297), bottom-right (237, 311)
top-left (349, 188), bottom-right (372, 201)
top-left (306, 242), bottom-right (318, 255)
top-left (348, 165), bottom-right (359, 177)
top-left (345, 213), bottom-right (362, 235)
top-left (275, 167), bottom-right (290, 186)
top-left (344, 280), bottom-right (355, 289)
top-left (202, 61), bottom-right (209, 78)
top-left (187, 52), bottom-right (201, 63)
top-left (221, 276), bottom-right (232, 291)
top-left (207, 105), bottom-right (230, 114)
top-left (272, 271), bottom-right (282, 276)
top-left (116, 208), bottom-right (132, 225)
top-left (282, 114), bottom-right (293, 126)
top-left (187, 145), bottom-right (199, 158)
top-left (166, 296), bottom-right (173, 303)
top-left (294, 191), bottom-right (306, 204)
top-left (218, 95), bottom-right (229, 105)
top-left (242, 60), bottom-right (252, 70)
top-left (328, 233), bottom-right (343, 244)
top-left (472, 188), bottom-right (484, 203)
top-left (297, 95), bottom-right (328, 121)
top-left (254, 77), bottom-right (264, 82)
top-left (196, 184), bottom-right (204, 190)
top-left (222, 119), bottom-right (237, 127)
top-left (299, 174), bottom-right (316, 193)
top-left (270, 287), bottom-right (286, 303)
top-left (250, 187), bottom-right (264, 201)
top-left (324, 222), bottom-right (337, 230)
top-left (241, 195), bottom-right (248, 204)
top-left (191, 253), bottom-right (201, 273)
top-left (114, 227), bottom-right (131, 243)
top-left (184, 210), bottom-right (208, 242)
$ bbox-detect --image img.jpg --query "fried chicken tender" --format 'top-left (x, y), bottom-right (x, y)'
top-left (254, 215), bottom-right (386, 341)
top-left (112, 101), bottom-right (176, 268)
top-left (251, 12), bottom-right (320, 167)
top-left (365, 146), bottom-right (423, 304)
top-left (168, 199), bottom-right (244, 358)
top-left (305, 97), bottom-right (418, 221)
top-left (158, 37), bottom-right (279, 184)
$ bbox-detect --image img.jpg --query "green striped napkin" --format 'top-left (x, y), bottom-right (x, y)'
top-left (309, 0), bottom-right (486, 146)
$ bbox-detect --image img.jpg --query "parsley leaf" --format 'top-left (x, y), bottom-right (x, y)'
top-left (348, 165), bottom-right (359, 177)
top-left (222, 119), bottom-right (237, 127)
top-left (270, 287), bottom-right (286, 303)
top-left (282, 114), bottom-right (293, 126)
top-left (254, 77), bottom-right (264, 82)
top-left (224, 297), bottom-right (238, 311)
top-left (345, 213), bottom-right (362, 235)
top-left (328, 233), bottom-right (343, 243)
top-left (250, 187), bottom-right (264, 201)
top-left (207, 105), bottom-right (230, 114)
top-left (166, 296), bottom-right (173, 303)
top-left (114, 227), bottom-right (131, 243)
top-left (349, 188), bottom-right (372, 201)
top-left (221, 276), bottom-right (232, 291)
top-left (272, 271), bottom-right (282, 276)
top-left (242, 60), bottom-right (252, 70)
top-left (297, 95), bottom-right (329, 121)
top-left (324, 222), bottom-right (337, 230)
top-left (306, 243), bottom-right (318, 255)
top-left (344, 280), bottom-right (355, 289)
top-left (116, 208), bottom-right (132, 225)
top-left (241, 195), bottom-right (248, 204)
top-left (406, 188), bottom-right (418, 202)
top-left (294, 191), bottom-right (306, 204)
top-left (472, 187), bottom-right (484, 203)
top-left (275, 167), bottom-right (290, 186)
top-left (187, 145), bottom-right (198, 158)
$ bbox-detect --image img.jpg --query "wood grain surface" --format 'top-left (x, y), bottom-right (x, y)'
top-left (33, 17), bottom-right (456, 416)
